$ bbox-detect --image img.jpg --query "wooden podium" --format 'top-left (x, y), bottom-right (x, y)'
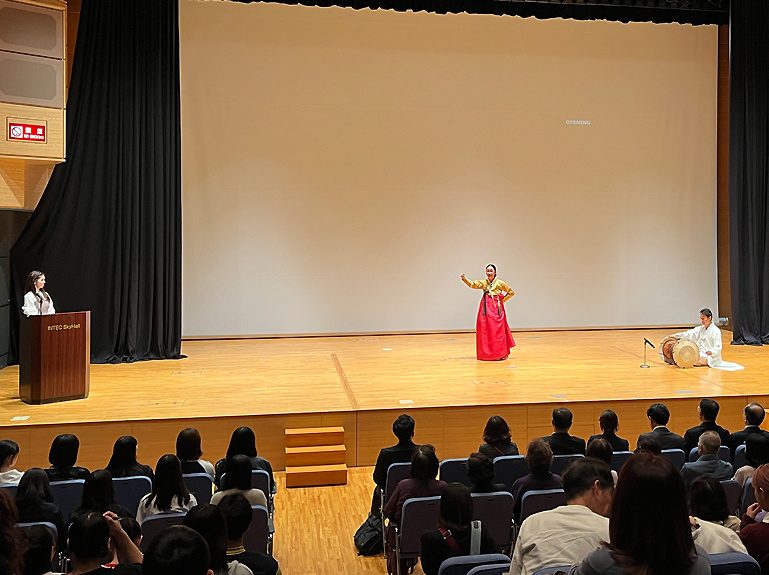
top-left (19, 311), bottom-right (90, 404)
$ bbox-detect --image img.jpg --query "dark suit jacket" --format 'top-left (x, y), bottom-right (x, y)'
top-left (373, 440), bottom-right (418, 488)
top-left (588, 432), bottom-right (630, 452)
top-left (542, 432), bottom-right (586, 456)
top-left (683, 422), bottom-right (731, 455)
top-left (637, 427), bottom-right (684, 451)
top-left (680, 453), bottom-right (733, 486)
top-left (727, 427), bottom-right (769, 462)
top-left (479, 441), bottom-right (519, 460)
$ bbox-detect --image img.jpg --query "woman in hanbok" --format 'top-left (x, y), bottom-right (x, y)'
top-left (670, 308), bottom-right (743, 370)
top-left (461, 264), bottom-right (515, 361)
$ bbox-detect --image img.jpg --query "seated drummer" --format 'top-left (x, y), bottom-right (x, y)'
top-left (670, 308), bottom-right (720, 367)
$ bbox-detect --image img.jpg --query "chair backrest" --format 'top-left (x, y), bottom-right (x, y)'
top-left (218, 470), bottom-right (270, 494)
top-left (17, 521), bottom-right (58, 537)
top-left (183, 473), bottom-right (213, 505)
top-left (440, 458), bottom-right (472, 487)
top-left (519, 489), bottom-right (567, 524)
top-left (384, 462), bottom-right (411, 505)
top-left (0, 483), bottom-right (18, 498)
top-left (741, 478), bottom-right (757, 516)
top-left (50, 479), bottom-right (85, 521)
top-left (721, 480), bottom-right (743, 516)
top-left (243, 505), bottom-right (269, 555)
top-left (471, 492), bottom-right (514, 549)
top-left (466, 564), bottom-right (513, 575)
top-left (689, 446), bottom-right (730, 462)
top-left (610, 451), bottom-right (633, 473)
top-left (113, 476), bottom-right (152, 516)
top-left (139, 512), bottom-right (186, 551)
top-left (661, 449), bottom-right (685, 470)
top-left (531, 567), bottom-right (572, 575)
top-left (735, 444), bottom-right (747, 469)
top-left (438, 554), bottom-right (512, 575)
top-left (710, 552), bottom-right (761, 575)
top-left (492, 455), bottom-right (528, 491)
top-left (398, 496), bottom-right (441, 557)
top-left (550, 454), bottom-right (584, 476)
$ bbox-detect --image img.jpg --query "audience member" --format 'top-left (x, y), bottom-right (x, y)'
top-left (70, 470), bottom-right (134, 525)
top-left (14, 468), bottom-right (66, 550)
top-left (479, 415), bottom-right (519, 459)
top-left (104, 518), bottom-right (142, 567)
top-left (683, 399), bottom-right (730, 455)
top-left (45, 434), bottom-right (89, 482)
top-left (215, 427), bottom-right (275, 497)
top-left (183, 504), bottom-right (252, 575)
top-left (636, 403), bottom-right (684, 450)
top-left (0, 439), bottom-right (22, 484)
top-left (728, 403), bottom-right (769, 463)
top-left (510, 458), bottom-right (613, 575)
top-left (20, 523), bottom-right (60, 575)
top-left (211, 454), bottom-right (268, 508)
top-left (681, 431), bottom-right (733, 486)
top-left (466, 452), bottom-right (505, 494)
top-left (586, 438), bottom-right (617, 484)
top-left (137, 454), bottom-right (197, 523)
top-left (634, 435), bottom-right (662, 455)
top-left (734, 434), bottom-right (769, 487)
top-left (0, 487), bottom-right (23, 575)
top-left (420, 483), bottom-right (498, 575)
top-left (105, 436), bottom-right (154, 481)
top-left (588, 410), bottom-right (629, 452)
top-left (512, 439), bottom-right (563, 524)
top-left (571, 453), bottom-right (709, 575)
top-left (371, 414), bottom-right (419, 515)
top-left (68, 512), bottom-right (142, 575)
top-left (689, 476), bottom-right (741, 532)
top-left (177, 428), bottom-right (216, 477)
top-left (739, 463), bottom-right (769, 567)
top-left (142, 526), bottom-right (214, 575)
top-left (542, 408), bottom-right (586, 455)
top-left (218, 493), bottom-right (281, 575)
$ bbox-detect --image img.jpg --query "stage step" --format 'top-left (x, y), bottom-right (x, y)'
top-left (285, 426), bottom-right (344, 447)
top-left (285, 463), bottom-right (348, 487)
top-left (286, 444), bottom-right (346, 467)
top-left (284, 426), bottom-right (348, 487)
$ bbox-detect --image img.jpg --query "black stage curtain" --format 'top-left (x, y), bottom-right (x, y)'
top-left (9, 0), bottom-right (182, 364)
top-left (729, 0), bottom-right (769, 345)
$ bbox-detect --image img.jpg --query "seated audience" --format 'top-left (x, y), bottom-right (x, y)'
top-left (69, 470), bottom-right (134, 525)
top-left (479, 415), bottom-right (519, 459)
top-left (466, 452), bottom-right (505, 494)
top-left (588, 410), bottom-right (629, 452)
top-left (215, 427), bottom-right (275, 497)
top-left (571, 453), bottom-right (709, 575)
top-left (734, 434), bottom-right (769, 486)
top-left (0, 488), bottom-right (22, 575)
top-left (211, 454), bottom-right (268, 508)
top-left (728, 402), bottom-right (769, 462)
top-left (420, 483), bottom-right (498, 575)
top-left (20, 523), bottom-right (60, 575)
top-left (183, 504), bottom-right (252, 575)
top-left (142, 526), bottom-right (215, 575)
top-left (0, 439), bottom-right (22, 484)
top-left (68, 512), bottom-right (142, 575)
top-left (634, 435), bottom-right (662, 455)
top-left (14, 468), bottom-right (66, 550)
top-left (585, 438), bottom-right (617, 484)
top-left (689, 476), bottom-right (741, 533)
top-left (681, 431), bottom-right (733, 486)
top-left (219, 493), bottom-right (281, 575)
top-left (177, 428), bottom-right (216, 477)
top-left (45, 434), bottom-right (89, 482)
top-left (542, 407), bottom-right (586, 455)
top-left (636, 403), bottom-right (684, 451)
top-left (739, 463), bottom-right (769, 567)
top-left (104, 518), bottom-right (142, 567)
top-left (512, 439), bottom-right (562, 524)
top-left (371, 414), bottom-right (419, 515)
top-left (105, 436), bottom-right (154, 481)
top-left (510, 458), bottom-right (613, 575)
top-left (683, 398), bottom-right (731, 455)
top-left (137, 454), bottom-right (197, 523)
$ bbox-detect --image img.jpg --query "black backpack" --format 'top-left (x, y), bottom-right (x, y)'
top-left (354, 513), bottom-right (384, 556)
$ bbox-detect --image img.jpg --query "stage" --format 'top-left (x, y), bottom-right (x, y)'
top-left (0, 328), bottom-right (766, 473)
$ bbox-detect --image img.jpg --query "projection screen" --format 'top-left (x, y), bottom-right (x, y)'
top-left (179, 0), bottom-right (718, 337)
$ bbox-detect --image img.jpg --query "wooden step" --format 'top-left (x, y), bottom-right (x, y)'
top-left (285, 426), bottom-right (344, 447)
top-left (285, 464), bottom-right (348, 487)
top-left (286, 444), bottom-right (346, 467)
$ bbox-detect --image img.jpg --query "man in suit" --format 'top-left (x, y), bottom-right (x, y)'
top-left (370, 413), bottom-right (419, 514)
top-left (683, 398), bottom-right (731, 455)
top-left (727, 402), bottom-right (769, 462)
top-left (636, 403), bottom-right (684, 451)
top-left (681, 430), bottom-right (733, 486)
top-left (542, 407), bottom-right (586, 455)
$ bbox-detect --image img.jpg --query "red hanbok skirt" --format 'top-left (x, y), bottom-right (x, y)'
top-left (476, 293), bottom-right (516, 361)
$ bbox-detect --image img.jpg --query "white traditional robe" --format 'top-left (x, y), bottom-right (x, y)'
top-left (22, 291), bottom-right (55, 316)
top-left (673, 323), bottom-right (743, 371)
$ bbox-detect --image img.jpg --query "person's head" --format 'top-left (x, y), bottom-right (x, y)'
top-left (16, 468), bottom-right (53, 504)
top-left (25, 270), bottom-right (46, 295)
top-left (646, 403), bottom-right (670, 427)
top-left (0, 488), bottom-right (22, 575)
top-left (183, 504), bottom-right (229, 574)
top-left (392, 415), bottom-right (416, 443)
top-left (145, 454), bottom-right (190, 511)
top-left (745, 402), bottom-right (766, 426)
top-left (218, 492), bottom-right (252, 543)
top-left (222, 454), bottom-right (252, 491)
top-left (700, 308), bottom-right (713, 328)
top-left (698, 398), bottom-right (720, 422)
top-left (609, 453), bottom-right (693, 574)
top-left (0, 440), bottom-right (19, 470)
top-left (525, 438), bottom-right (553, 475)
top-left (482, 415), bottom-right (511, 445)
top-left (552, 407), bottom-right (573, 432)
top-left (226, 427), bottom-right (257, 459)
top-left (688, 476), bottom-right (730, 523)
top-left (78, 469), bottom-right (117, 513)
top-left (410, 444), bottom-right (439, 485)
top-left (562, 457), bottom-right (614, 517)
top-left (697, 430), bottom-right (721, 455)
top-left (752, 464), bottom-right (769, 511)
top-left (119, 517), bottom-right (142, 548)
top-left (67, 512), bottom-right (111, 565)
top-left (48, 433), bottom-right (80, 468)
top-left (176, 428), bottom-right (204, 461)
top-left (634, 436), bottom-right (662, 455)
top-left (21, 523), bottom-right (56, 575)
top-left (142, 526), bottom-right (214, 575)
top-left (107, 436), bottom-right (139, 470)
top-left (439, 483), bottom-right (473, 531)
top-left (485, 264), bottom-right (496, 282)
top-left (745, 434), bottom-right (769, 468)
top-left (466, 452), bottom-right (496, 487)
top-left (598, 410), bottom-right (619, 434)
top-left (586, 438), bottom-right (613, 465)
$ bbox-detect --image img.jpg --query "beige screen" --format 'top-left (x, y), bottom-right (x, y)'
top-left (179, 1), bottom-right (718, 337)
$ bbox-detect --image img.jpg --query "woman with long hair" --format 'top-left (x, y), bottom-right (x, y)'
top-left (45, 434), bottom-right (89, 481)
top-left (15, 468), bottom-right (66, 550)
top-left (0, 488), bottom-right (23, 575)
top-left (479, 415), bottom-right (519, 459)
top-left (22, 270), bottom-right (55, 317)
top-left (183, 504), bottom-right (251, 575)
top-left (70, 469), bottom-right (134, 524)
top-left (210, 454), bottom-right (267, 507)
top-left (0, 439), bottom-right (22, 484)
top-left (689, 475), bottom-right (740, 532)
top-left (176, 428), bottom-right (215, 477)
top-left (461, 265), bottom-right (515, 361)
top-left (466, 452), bottom-right (505, 494)
top-left (136, 454), bottom-right (197, 523)
top-left (106, 436), bottom-right (154, 481)
top-left (214, 427), bottom-right (274, 495)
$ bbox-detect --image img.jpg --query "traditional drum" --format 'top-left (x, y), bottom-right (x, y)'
top-left (659, 336), bottom-right (700, 368)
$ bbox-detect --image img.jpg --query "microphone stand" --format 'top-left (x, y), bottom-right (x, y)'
top-left (641, 338), bottom-right (655, 369)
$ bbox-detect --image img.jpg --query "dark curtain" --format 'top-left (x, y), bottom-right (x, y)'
top-left (9, 0), bottom-right (182, 363)
top-left (729, 0), bottom-right (769, 345)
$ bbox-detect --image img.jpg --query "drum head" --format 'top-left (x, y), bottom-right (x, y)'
top-left (673, 339), bottom-right (699, 368)
top-left (659, 336), bottom-right (677, 365)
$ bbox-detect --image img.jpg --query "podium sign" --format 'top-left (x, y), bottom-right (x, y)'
top-left (19, 311), bottom-right (90, 404)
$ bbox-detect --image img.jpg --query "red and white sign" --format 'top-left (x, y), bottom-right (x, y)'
top-left (8, 122), bottom-right (46, 143)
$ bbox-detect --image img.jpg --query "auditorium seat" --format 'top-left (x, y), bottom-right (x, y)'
top-left (519, 489), bottom-right (567, 524)
top-left (437, 554), bottom-right (512, 575)
top-left (710, 552), bottom-right (761, 575)
top-left (243, 504), bottom-right (271, 555)
top-left (661, 449), bottom-right (685, 470)
top-left (550, 454), bottom-right (584, 476)
top-left (492, 455), bottom-right (528, 491)
top-left (183, 473), bottom-right (213, 505)
top-left (139, 512), bottom-right (186, 551)
top-left (439, 458), bottom-right (472, 487)
top-left (721, 480), bottom-right (743, 516)
top-left (471, 492), bottom-right (514, 551)
top-left (394, 495), bottom-right (441, 575)
top-left (49, 479), bottom-right (84, 521)
top-left (113, 476), bottom-right (152, 516)
top-left (688, 446), bottom-right (730, 462)
top-left (610, 451), bottom-right (633, 473)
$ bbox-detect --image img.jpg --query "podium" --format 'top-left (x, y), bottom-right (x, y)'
top-left (19, 311), bottom-right (90, 404)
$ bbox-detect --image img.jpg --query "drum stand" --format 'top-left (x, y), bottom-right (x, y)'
top-left (641, 338), bottom-right (655, 368)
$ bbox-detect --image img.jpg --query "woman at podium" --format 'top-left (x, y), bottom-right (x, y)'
top-left (22, 270), bottom-right (55, 316)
